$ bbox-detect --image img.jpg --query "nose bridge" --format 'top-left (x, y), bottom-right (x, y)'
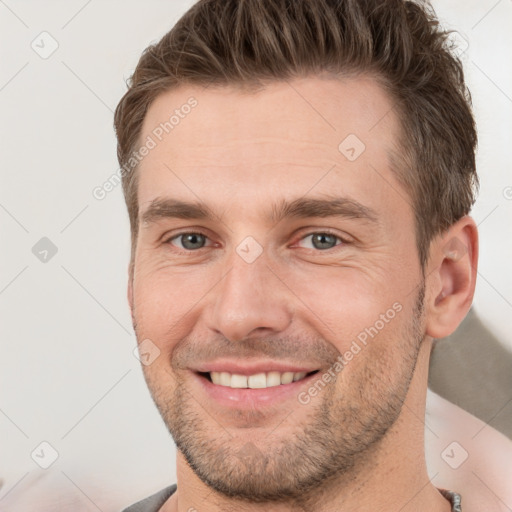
top-left (206, 246), bottom-right (292, 342)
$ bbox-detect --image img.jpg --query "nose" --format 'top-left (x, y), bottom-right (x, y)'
top-left (204, 250), bottom-right (293, 343)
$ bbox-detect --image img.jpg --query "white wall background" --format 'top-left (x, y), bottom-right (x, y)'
top-left (0, 0), bottom-right (511, 510)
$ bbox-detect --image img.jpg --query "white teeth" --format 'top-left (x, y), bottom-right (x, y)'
top-left (230, 374), bottom-right (247, 388)
top-left (208, 370), bottom-right (312, 389)
top-left (280, 372), bottom-right (294, 384)
top-left (219, 372), bottom-right (231, 386)
top-left (266, 371), bottom-right (281, 387)
top-left (247, 373), bottom-right (267, 388)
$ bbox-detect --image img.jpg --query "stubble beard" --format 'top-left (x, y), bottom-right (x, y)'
top-left (141, 284), bottom-right (426, 505)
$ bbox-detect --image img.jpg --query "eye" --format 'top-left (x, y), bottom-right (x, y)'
top-left (167, 232), bottom-right (211, 251)
top-left (164, 230), bottom-right (345, 252)
top-left (297, 232), bottom-right (343, 250)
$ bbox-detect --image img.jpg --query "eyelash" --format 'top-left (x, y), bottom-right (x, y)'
top-left (163, 229), bottom-right (347, 253)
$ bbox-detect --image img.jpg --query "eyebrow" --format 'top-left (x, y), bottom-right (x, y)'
top-left (140, 195), bottom-right (379, 226)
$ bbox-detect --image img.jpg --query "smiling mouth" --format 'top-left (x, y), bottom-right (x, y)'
top-left (197, 370), bottom-right (320, 389)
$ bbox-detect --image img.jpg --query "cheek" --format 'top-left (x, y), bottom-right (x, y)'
top-left (332, 304), bottom-right (416, 396)
top-left (132, 265), bottom-right (212, 347)
top-left (132, 240), bottom-right (418, 359)
top-left (279, 262), bottom-right (409, 350)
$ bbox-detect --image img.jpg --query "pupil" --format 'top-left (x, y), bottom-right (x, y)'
top-left (313, 233), bottom-right (336, 250)
top-left (182, 233), bottom-right (205, 249)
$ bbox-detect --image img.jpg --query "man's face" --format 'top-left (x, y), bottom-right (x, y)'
top-left (130, 76), bottom-right (427, 501)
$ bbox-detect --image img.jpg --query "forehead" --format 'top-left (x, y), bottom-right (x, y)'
top-left (140, 75), bottom-right (398, 153)
top-left (137, 76), bottom-right (405, 218)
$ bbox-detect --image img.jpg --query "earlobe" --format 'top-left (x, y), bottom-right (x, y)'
top-left (425, 216), bottom-right (478, 339)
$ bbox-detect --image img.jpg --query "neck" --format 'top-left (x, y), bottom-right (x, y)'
top-left (162, 340), bottom-right (452, 512)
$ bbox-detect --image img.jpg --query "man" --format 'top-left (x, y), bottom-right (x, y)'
top-left (114, 1), bottom-right (480, 510)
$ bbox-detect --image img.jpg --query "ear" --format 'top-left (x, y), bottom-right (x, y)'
top-left (425, 216), bottom-right (478, 339)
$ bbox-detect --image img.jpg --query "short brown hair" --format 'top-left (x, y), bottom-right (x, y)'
top-left (114, 0), bottom-right (478, 267)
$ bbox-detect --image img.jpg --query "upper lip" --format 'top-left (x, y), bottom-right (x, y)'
top-left (191, 359), bottom-right (320, 376)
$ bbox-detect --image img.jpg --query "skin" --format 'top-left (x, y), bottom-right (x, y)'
top-left (128, 76), bottom-right (478, 512)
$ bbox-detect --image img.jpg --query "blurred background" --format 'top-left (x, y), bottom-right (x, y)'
top-left (1, 0), bottom-right (511, 510)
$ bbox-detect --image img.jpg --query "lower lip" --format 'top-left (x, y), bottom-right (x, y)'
top-left (191, 371), bottom-right (320, 409)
